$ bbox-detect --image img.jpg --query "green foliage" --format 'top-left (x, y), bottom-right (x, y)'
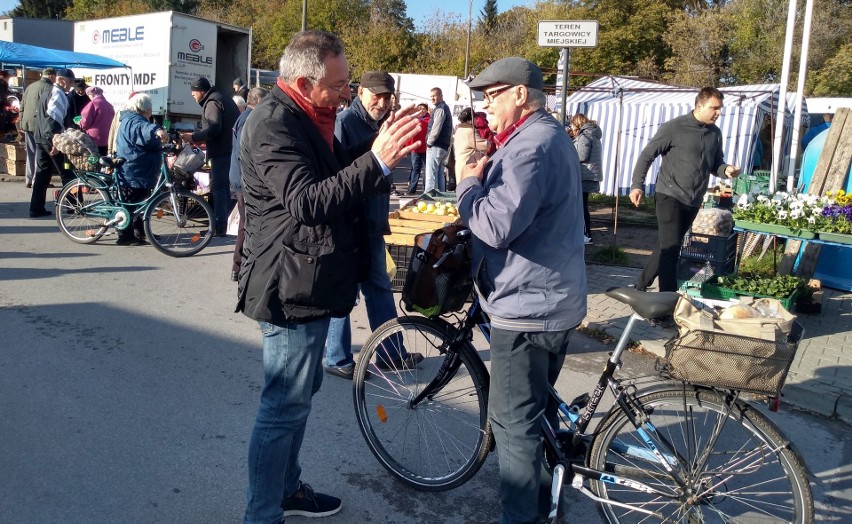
top-left (479, 0), bottom-right (498, 35)
top-left (715, 274), bottom-right (804, 299)
top-left (590, 244), bottom-right (630, 265)
top-left (809, 42), bottom-right (852, 96)
top-left (12, 0), bottom-right (72, 18)
top-left (738, 247), bottom-right (784, 277)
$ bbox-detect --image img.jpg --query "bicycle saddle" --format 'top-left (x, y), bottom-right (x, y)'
top-left (605, 287), bottom-right (679, 320)
top-left (99, 156), bottom-right (126, 169)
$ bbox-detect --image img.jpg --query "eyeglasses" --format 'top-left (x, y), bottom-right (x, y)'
top-left (482, 85), bottom-right (514, 104)
top-left (309, 77), bottom-right (351, 95)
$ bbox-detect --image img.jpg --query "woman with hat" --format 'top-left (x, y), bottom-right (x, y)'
top-left (79, 86), bottom-right (116, 156)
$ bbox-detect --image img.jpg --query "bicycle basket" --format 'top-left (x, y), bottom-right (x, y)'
top-left (401, 223), bottom-right (473, 318)
top-left (658, 321), bottom-right (804, 395)
top-left (171, 144), bottom-right (205, 181)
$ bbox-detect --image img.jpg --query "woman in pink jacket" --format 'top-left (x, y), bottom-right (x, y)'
top-left (79, 86), bottom-right (116, 155)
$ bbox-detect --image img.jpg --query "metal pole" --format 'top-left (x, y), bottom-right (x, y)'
top-left (464, 0), bottom-right (473, 78)
top-left (559, 48), bottom-right (570, 126)
top-left (771, 0), bottom-right (798, 191)
top-left (301, 0), bottom-right (308, 31)
top-left (786, 0), bottom-right (815, 192)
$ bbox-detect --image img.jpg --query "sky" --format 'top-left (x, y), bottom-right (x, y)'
top-left (407, 0), bottom-right (532, 29)
top-left (0, 1), bottom-right (536, 28)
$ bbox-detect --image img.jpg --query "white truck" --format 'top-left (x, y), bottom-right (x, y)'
top-left (73, 11), bottom-right (251, 125)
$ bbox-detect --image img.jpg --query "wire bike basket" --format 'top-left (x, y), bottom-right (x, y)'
top-left (658, 321), bottom-right (804, 396)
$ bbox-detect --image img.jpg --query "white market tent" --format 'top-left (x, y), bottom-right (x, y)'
top-left (561, 76), bottom-right (801, 196)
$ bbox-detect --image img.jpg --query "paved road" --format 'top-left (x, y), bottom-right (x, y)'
top-left (1, 180), bottom-right (850, 523)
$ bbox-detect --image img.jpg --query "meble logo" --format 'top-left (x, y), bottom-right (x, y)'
top-left (189, 39), bottom-right (204, 52)
top-left (93, 26), bottom-right (145, 44)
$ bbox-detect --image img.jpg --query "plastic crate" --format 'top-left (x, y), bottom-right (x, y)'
top-left (676, 256), bottom-right (735, 288)
top-left (700, 275), bottom-right (799, 311)
top-left (680, 232), bottom-right (738, 263)
top-left (732, 170), bottom-right (781, 196)
top-left (388, 243), bottom-right (415, 292)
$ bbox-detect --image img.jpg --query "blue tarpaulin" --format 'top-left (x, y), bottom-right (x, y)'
top-left (0, 40), bottom-right (127, 69)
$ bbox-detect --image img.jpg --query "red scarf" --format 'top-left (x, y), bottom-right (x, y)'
top-left (278, 78), bottom-right (336, 150)
top-left (494, 111), bottom-right (535, 149)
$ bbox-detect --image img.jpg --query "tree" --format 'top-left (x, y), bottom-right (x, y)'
top-left (809, 43), bottom-right (852, 96)
top-left (11, 0), bottom-right (72, 18)
top-left (479, 0), bottom-right (498, 35)
top-left (664, 7), bottom-right (732, 86)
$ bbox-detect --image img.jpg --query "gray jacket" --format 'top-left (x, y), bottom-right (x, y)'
top-left (573, 122), bottom-right (602, 182)
top-left (631, 112), bottom-right (730, 207)
top-left (457, 109), bottom-right (588, 332)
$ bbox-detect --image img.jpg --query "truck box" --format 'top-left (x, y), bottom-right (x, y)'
top-left (73, 12), bottom-right (251, 122)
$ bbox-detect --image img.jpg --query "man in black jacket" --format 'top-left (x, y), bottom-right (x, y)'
top-left (630, 86), bottom-right (741, 292)
top-left (181, 77), bottom-right (240, 236)
top-left (236, 31), bottom-right (420, 522)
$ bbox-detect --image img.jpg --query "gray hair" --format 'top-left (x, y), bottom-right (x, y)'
top-left (246, 87), bottom-right (269, 107)
top-left (279, 30), bottom-right (345, 83)
top-left (525, 87), bottom-right (546, 110)
top-left (233, 95), bottom-right (247, 111)
top-left (127, 93), bottom-right (153, 115)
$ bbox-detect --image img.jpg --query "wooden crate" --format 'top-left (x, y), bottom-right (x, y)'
top-left (384, 209), bottom-right (456, 246)
top-left (2, 158), bottom-right (26, 177)
top-left (2, 142), bottom-right (26, 162)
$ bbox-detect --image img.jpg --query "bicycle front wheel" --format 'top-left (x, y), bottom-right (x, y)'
top-left (588, 387), bottom-right (814, 524)
top-left (55, 180), bottom-right (109, 244)
top-left (144, 190), bottom-right (213, 257)
top-left (353, 316), bottom-right (492, 491)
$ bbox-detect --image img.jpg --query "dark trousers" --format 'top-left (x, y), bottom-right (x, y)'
top-left (637, 193), bottom-right (700, 292)
top-left (582, 191), bottom-right (592, 237)
top-left (29, 145), bottom-right (72, 215)
top-left (408, 151), bottom-right (425, 194)
top-left (118, 187), bottom-right (151, 240)
top-left (209, 154), bottom-right (231, 233)
top-left (232, 192), bottom-right (245, 273)
top-left (489, 327), bottom-right (572, 524)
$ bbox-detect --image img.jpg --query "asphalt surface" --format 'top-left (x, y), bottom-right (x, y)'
top-left (1, 180), bottom-right (850, 523)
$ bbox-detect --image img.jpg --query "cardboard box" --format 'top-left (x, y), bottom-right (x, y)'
top-left (3, 158), bottom-right (25, 177)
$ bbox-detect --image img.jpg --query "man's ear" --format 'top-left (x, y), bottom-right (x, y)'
top-left (515, 85), bottom-right (528, 108)
top-left (294, 77), bottom-right (312, 97)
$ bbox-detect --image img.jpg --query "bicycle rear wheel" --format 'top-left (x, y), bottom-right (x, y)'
top-left (588, 387), bottom-right (814, 524)
top-left (353, 316), bottom-right (492, 491)
top-left (144, 190), bottom-right (213, 257)
top-left (55, 180), bottom-right (109, 244)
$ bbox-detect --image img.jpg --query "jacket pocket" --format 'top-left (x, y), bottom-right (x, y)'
top-left (277, 244), bottom-right (319, 306)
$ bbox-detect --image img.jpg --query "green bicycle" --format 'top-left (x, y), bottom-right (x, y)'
top-left (55, 141), bottom-right (214, 257)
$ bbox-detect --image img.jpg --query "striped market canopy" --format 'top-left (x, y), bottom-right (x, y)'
top-left (556, 76), bottom-right (800, 196)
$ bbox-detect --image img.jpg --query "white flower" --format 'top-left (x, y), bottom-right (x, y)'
top-left (778, 210), bottom-right (788, 219)
top-left (736, 193), bottom-right (751, 207)
top-left (790, 209), bottom-right (802, 219)
top-left (757, 195), bottom-right (770, 203)
top-left (808, 216), bottom-right (816, 224)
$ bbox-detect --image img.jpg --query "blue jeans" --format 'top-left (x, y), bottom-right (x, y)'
top-left (244, 318), bottom-right (330, 524)
top-left (324, 236), bottom-right (403, 368)
top-left (209, 153), bottom-right (232, 233)
top-left (425, 146), bottom-right (448, 193)
top-left (408, 151), bottom-right (425, 194)
top-left (489, 327), bottom-right (572, 524)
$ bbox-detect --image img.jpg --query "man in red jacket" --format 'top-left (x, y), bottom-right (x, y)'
top-left (406, 103), bottom-right (429, 195)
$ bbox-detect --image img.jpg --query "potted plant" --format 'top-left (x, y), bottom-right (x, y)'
top-left (816, 190), bottom-right (852, 245)
top-left (733, 191), bottom-right (828, 239)
top-left (701, 273), bottom-right (805, 311)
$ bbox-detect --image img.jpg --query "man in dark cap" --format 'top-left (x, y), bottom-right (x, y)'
top-left (20, 67), bottom-right (56, 188)
top-left (457, 56), bottom-right (587, 523)
top-left (181, 76), bottom-right (240, 236)
top-left (322, 70), bottom-right (422, 380)
top-left (233, 77), bottom-right (249, 101)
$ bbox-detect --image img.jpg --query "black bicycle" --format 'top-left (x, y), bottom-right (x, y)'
top-left (353, 237), bottom-right (813, 523)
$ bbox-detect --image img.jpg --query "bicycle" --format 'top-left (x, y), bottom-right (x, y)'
top-left (54, 136), bottom-right (214, 257)
top-left (353, 248), bottom-right (814, 522)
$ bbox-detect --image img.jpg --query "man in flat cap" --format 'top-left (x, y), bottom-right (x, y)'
top-left (20, 67), bottom-right (56, 188)
top-left (457, 56), bottom-right (587, 523)
top-left (322, 70), bottom-right (422, 380)
top-left (182, 76), bottom-right (240, 236)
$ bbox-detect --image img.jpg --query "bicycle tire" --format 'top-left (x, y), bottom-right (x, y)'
top-left (587, 387), bottom-right (814, 524)
top-left (144, 190), bottom-right (213, 257)
top-left (55, 180), bottom-right (109, 244)
top-left (353, 316), bottom-right (493, 491)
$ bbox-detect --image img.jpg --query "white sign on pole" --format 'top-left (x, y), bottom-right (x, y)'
top-left (537, 20), bottom-right (598, 48)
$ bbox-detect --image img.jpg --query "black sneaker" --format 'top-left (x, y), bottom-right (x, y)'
top-left (281, 481), bottom-right (341, 518)
top-left (323, 362), bottom-right (354, 380)
top-left (376, 352), bottom-right (424, 371)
